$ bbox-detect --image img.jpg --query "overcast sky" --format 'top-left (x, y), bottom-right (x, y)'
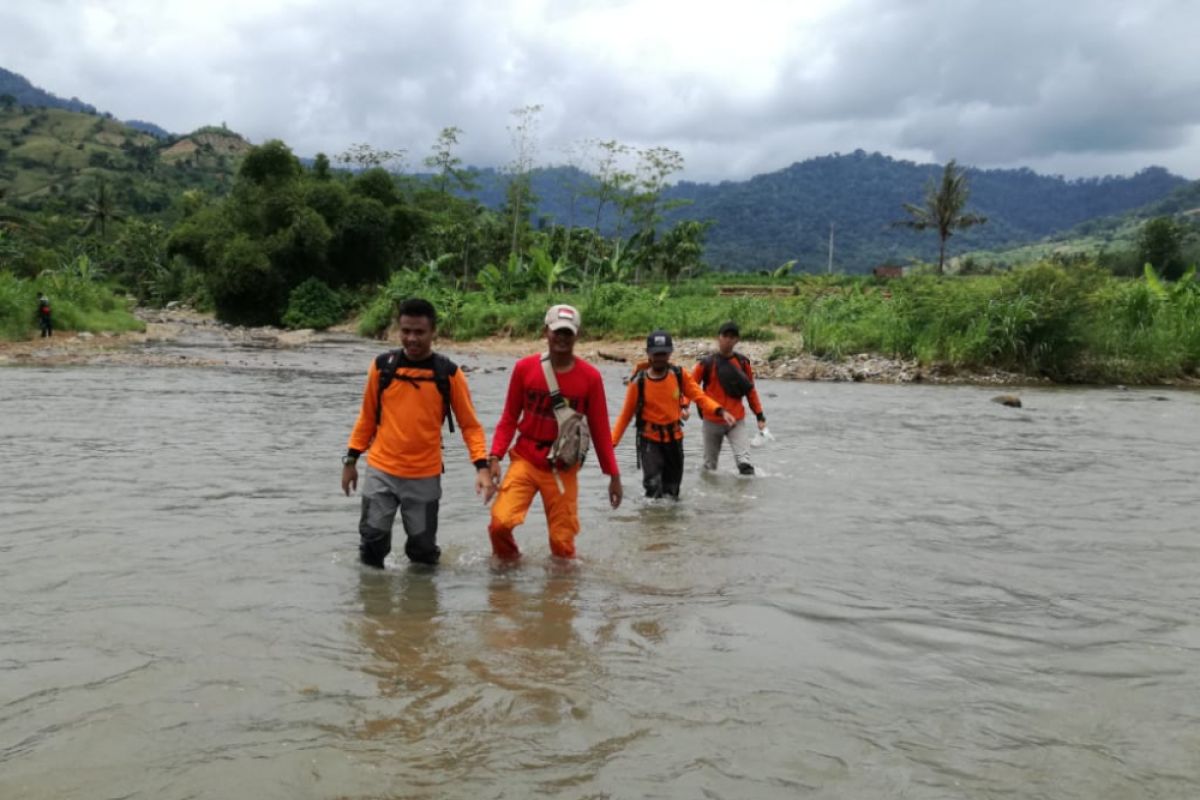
top-left (3, 0), bottom-right (1199, 182)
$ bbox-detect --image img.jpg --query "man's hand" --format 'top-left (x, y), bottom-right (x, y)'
top-left (720, 409), bottom-right (737, 427)
top-left (488, 456), bottom-right (503, 486)
top-left (476, 467), bottom-right (497, 504)
top-left (757, 416), bottom-right (767, 432)
top-left (608, 475), bottom-right (623, 509)
top-left (680, 406), bottom-right (691, 421)
top-left (341, 463), bottom-right (358, 496)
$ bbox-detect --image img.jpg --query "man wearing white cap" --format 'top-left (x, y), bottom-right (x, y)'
top-left (485, 304), bottom-right (623, 560)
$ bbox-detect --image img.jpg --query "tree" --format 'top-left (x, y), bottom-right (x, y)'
top-left (424, 126), bottom-right (476, 195)
top-left (896, 159), bottom-right (986, 274)
top-left (80, 178), bottom-right (124, 238)
top-left (312, 152), bottom-right (332, 181)
top-left (238, 140), bottom-right (301, 186)
top-left (505, 104), bottom-right (542, 257)
top-left (1137, 216), bottom-right (1188, 281)
top-left (336, 142), bottom-right (405, 173)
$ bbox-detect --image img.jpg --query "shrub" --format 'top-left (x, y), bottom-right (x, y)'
top-left (282, 278), bottom-right (344, 330)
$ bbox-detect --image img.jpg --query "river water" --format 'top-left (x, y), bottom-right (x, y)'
top-left (2, 332), bottom-right (1199, 799)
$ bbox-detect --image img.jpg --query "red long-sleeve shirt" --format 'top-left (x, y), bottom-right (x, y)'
top-left (489, 354), bottom-right (620, 475)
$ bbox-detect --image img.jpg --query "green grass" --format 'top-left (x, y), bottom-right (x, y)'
top-left (355, 264), bottom-right (1200, 383)
top-left (0, 270), bottom-right (144, 340)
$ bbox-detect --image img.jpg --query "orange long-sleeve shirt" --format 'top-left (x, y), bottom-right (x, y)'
top-left (347, 354), bottom-right (488, 479)
top-left (612, 366), bottom-right (723, 445)
top-left (689, 353), bottom-right (764, 422)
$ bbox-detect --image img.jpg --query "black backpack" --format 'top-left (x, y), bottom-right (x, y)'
top-left (374, 350), bottom-right (456, 432)
top-left (700, 352), bottom-right (754, 399)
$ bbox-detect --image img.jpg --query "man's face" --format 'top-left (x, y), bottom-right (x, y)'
top-left (399, 314), bottom-right (435, 360)
top-left (718, 331), bottom-right (738, 355)
top-left (648, 350), bottom-right (672, 371)
top-left (546, 325), bottom-right (577, 355)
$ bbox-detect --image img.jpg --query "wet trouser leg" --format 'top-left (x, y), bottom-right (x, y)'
top-left (641, 438), bottom-right (684, 498)
top-left (660, 438), bottom-right (684, 497)
top-left (640, 437), bottom-right (665, 498)
top-left (702, 420), bottom-right (727, 470)
top-left (489, 455), bottom-right (580, 559)
top-left (702, 418), bottom-right (753, 473)
top-left (725, 418), bottom-right (754, 473)
top-left (358, 468), bottom-right (443, 567)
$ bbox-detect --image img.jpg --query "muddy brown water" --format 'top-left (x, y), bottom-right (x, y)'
top-left (2, 333), bottom-right (1199, 799)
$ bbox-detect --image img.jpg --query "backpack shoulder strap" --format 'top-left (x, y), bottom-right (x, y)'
top-left (374, 350), bottom-right (458, 431)
top-left (431, 353), bottom-right (457, 433)
top-left (634, 369), bottom-right (647, 432)
top-left (699, 355), bottom-right (714, 389)
top-left (374, 349), bottom-right (402, 426)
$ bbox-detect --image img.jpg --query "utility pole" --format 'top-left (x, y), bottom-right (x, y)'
top-left (827, 222), bottom-right (834, 274)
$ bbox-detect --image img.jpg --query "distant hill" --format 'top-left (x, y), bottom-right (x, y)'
top-left (0, 106), bottom-right (249, 212)
top-left (964, 177), bottom-right (1200, 266)
top-left (459, 152), bottom-right (1188, 272)
top-left (1, 66), bottom-right (172, 138)
top-left (0, 67), bottom-right (97, 115)
top-left (2, 63), bottom-right (1191, 271)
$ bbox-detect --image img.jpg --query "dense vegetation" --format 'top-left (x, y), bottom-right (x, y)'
top-left (1, 78), bottom-right (1198, 384)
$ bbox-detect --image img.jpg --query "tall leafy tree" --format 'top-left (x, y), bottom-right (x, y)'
top-left (896, 159), bottom-right (986, 274)
top-left (1137, 216), bottom-right (1188, 281)
top-left (425, 126), bottom-right (476, 195)
top-left (505, 104), bottom-right (542, 257)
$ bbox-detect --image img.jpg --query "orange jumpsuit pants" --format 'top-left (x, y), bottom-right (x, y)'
top-left (488, 453), bottom-right (581, 559)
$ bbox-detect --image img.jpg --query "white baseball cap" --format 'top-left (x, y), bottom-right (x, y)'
top-left (544, 304), bottom-right (581, 334)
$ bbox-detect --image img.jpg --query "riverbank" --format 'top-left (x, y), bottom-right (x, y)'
top-left (1, 307), bottom-right (1190, 388)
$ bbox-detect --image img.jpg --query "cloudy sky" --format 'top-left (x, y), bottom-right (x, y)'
top-left (3, 0), bottom-right (1199, 182)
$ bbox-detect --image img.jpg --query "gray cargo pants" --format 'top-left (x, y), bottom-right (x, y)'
top-left (358, 467), bottom-right (442, 567)
top-left (701, 417), bottom-right (753, 473)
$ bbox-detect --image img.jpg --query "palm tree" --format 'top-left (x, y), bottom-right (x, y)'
top-left (80, 178), bottom-right (123, 238)
top-left (896, 160), bottom-right (986, 274)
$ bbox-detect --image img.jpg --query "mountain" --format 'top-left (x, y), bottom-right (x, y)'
top-left (455, 152), bottom-right (1187, 271)
top-left (0, 67), bottom-right (97, 115)
top-left (2, 63), bottom-right (1190, 271)
top-left (0, 67), bottom-right (173, 139)
top-left (0, 106), bottom-right (249, 212)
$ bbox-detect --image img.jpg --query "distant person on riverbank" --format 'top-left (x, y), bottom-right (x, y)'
top-left (692, 321), bottom-right (767, 475)
top-left (341, 298), bottom-right (494, 568)
top-left (486, 304), bottom-right (623, 560)
top-left (612, 330), bottom-right (735, 499)
top-left (36, 292), bottom-right (52, 337)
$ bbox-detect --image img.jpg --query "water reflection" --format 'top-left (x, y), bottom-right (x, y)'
top-left (355, 567), bottom-right (450, 739)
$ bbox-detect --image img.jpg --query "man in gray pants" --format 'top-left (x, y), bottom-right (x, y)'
top-left (691, 321), bottom-right (767, 475)
top-left (341, 298), bottom-right (495, 567)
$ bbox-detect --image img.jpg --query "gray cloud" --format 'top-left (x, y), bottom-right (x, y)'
top-left (2, 0), bottom-right (1199, 182)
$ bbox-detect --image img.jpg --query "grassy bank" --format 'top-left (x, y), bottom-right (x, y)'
top-left (358, 264), bottom-right (1200, 384)
top-left (0, 270), bottom-right (145, 341)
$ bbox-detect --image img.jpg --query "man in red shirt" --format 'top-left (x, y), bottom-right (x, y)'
top-left (486, 304), bottom-right (623, 560)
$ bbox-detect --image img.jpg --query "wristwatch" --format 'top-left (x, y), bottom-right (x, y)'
top-left (341, 455), bottom-right (358, 466)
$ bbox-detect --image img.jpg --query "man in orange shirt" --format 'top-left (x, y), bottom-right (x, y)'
top-left (612, 330), bottom-right (735, 499)
top-left (342, 298), bottom-right (494, 568)
top-left (691, 321), bottom-right (767, 475)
